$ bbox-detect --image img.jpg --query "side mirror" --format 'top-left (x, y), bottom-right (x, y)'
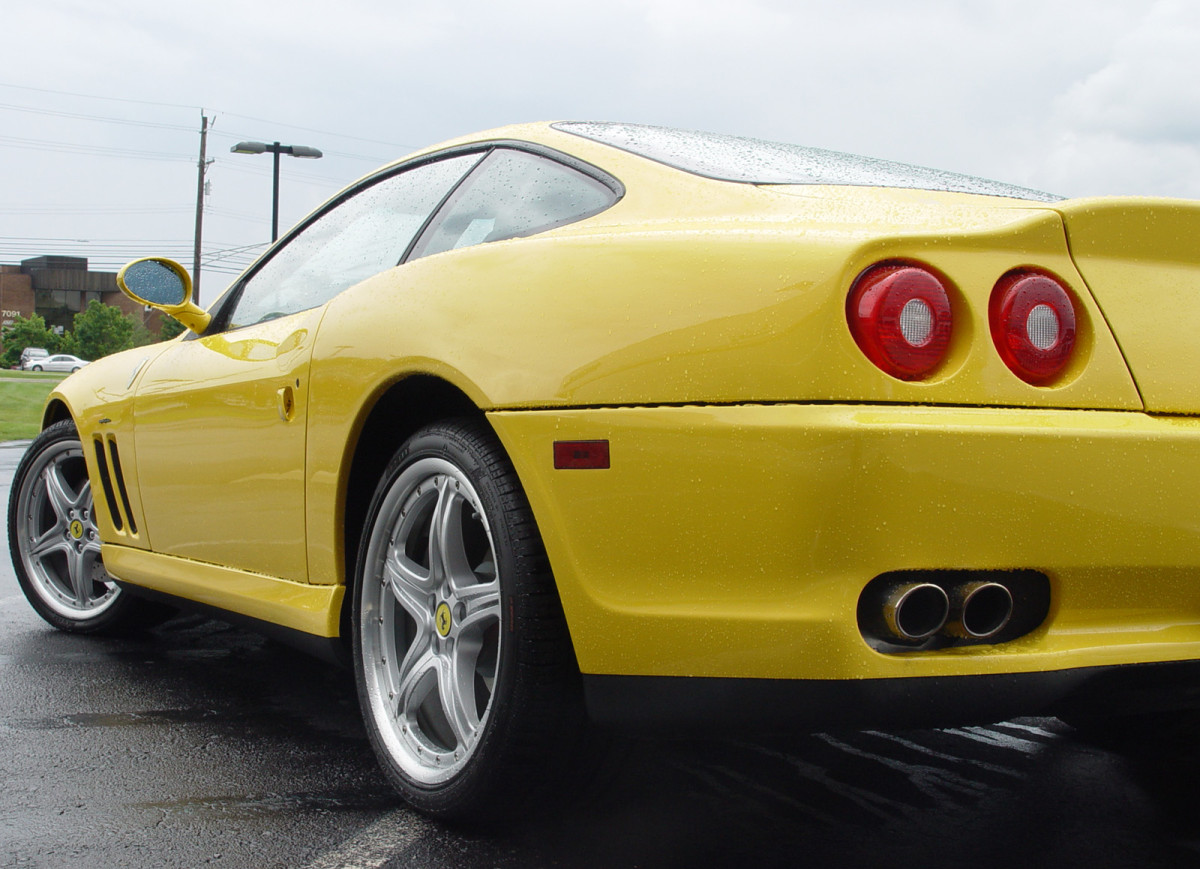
top-left (117, 257), bottom-right (212, 335)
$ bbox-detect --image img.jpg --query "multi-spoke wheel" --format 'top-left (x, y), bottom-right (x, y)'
top-left (8, 420), bottom-right (165, 633)
top-left (353, 419), bottom-right (585, 820)
top-left (362, 453), bottom-right (502, 782)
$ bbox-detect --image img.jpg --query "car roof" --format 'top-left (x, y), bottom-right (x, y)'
top-left (379, 121), bottom-right (1058, 203)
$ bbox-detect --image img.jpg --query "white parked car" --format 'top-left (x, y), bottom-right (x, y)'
top-left (27, 354), bottom-right (89, 373)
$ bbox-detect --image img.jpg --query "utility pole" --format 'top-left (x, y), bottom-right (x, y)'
top-left (192, 112), bottom-right (213, 304)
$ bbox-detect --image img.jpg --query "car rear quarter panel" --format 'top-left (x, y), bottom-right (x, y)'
top-left (303, 187), bottom-right (1139, 596)
top-left (491, 403), bottom-right (1200, 680)
top-left (1057, 196), bottom-right (1200, 414)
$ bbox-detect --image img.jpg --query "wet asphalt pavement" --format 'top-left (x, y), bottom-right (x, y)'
top-left (4, 439), bottom-right (1200, 868)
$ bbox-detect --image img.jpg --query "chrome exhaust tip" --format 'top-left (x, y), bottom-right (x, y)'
top-left (881, 582), bottom-right (950, 642)
top-left (946, 581), bottom-right (1014, 639)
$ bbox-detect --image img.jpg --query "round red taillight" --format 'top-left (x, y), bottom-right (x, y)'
top-left (847, 264), bottom-right (953, 380)
top-left (989, 271), bottom-right (1077, 385)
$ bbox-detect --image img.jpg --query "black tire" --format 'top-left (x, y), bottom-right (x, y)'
top-left (31, 365), bottom-right (42, 371)
top-left (8, 420), bottom-right (170, 634)
top-left (352, 418), bottom-right (587, 822)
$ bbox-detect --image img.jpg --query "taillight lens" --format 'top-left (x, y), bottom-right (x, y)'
top-left (847, 264), bottom-right (953, 380)
top-left (989, 271), bottom-right (1077, 385)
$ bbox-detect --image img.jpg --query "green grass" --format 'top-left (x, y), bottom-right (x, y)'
top-left (0, 372), bottom-right (66, 441)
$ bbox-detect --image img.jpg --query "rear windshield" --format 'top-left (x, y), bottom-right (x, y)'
top-left (554, 122), bottom-right (1060, 203)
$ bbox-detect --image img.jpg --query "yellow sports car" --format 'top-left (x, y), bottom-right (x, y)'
top-left (9, 122), bottom-right (1200, 819)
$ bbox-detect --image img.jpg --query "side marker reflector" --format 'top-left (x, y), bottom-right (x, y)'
top-left (554, 440), bottom-right (610, 470)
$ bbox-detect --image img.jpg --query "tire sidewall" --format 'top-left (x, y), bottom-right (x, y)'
top-left (7, 420), bottom-right (129, 633)
top-left (351, 421), bottom-right (524, 817)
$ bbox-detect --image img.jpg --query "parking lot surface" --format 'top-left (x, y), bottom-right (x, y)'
top-left (4, 440), bottom-right (1200, 868)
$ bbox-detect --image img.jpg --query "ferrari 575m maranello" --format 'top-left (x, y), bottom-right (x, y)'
top-left (9, 121), bottom-right (1200, 818)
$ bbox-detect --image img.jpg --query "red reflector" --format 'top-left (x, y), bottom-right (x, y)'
top-left (554, 440), bottom-right (610, 470)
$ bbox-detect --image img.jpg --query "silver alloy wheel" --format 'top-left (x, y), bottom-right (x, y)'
top-left (359, 456), bottom-right (503, 786)
top-left (14, 437), bottom-right (119, 619)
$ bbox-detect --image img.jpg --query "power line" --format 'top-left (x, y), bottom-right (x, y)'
top-left (212, 132), bottom-right (396, 163)
top-left (0, 81), bottom-right (416, 150)
top-left (0, 235), bottom-right (214, 242)
top-left (0, 248), bottom-right (260, 277)
top-left (0, 81), bottom-right (201, 112)
top-left (205, 205), bottom-right (271, 222)
top-left (0, 134), bottom-right (191, 162)
top-left (0, 205), bottom-right (192, 215)
top-left (214, 159), bottom-right (350, 188)
top-left (217, 111), bottom-right (415, 150)
top-left (0, 101), bottom-right (196, 132)
top-left (0, 236), bottom-right (263, 255)
top-left (0, 82), bottom-right (405, 274)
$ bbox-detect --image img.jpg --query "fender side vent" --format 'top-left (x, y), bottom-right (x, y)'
top-left (106, 438), bottom-right (138, 536)
top-left (92, 438), bottom-right (124, 532)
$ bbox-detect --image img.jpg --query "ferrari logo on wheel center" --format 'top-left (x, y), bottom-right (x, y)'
top-left (69, 520), bottom-right (84, 540)
top-left (435, 602), bottom-right (452, 637)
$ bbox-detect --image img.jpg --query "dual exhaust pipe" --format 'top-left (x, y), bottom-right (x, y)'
top-left (870, 579), bottom-right (1014, 644)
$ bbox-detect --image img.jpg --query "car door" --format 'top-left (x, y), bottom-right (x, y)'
top-left (130, 152), bottom-right (484, 583)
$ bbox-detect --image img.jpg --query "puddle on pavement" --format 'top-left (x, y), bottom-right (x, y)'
top-left (136, 790), bottom-right (396, 820)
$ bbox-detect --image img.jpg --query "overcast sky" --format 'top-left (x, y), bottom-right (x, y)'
top-left (2, 0), bottom-right (1197, 304)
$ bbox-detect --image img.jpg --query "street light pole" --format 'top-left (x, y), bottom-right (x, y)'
top-left (230, 140), bottom-right (323, 242)
top-left (271, 142), bottom-right (282, 243)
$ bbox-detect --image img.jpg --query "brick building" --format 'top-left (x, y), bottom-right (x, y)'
top-left (0, 255), bottom-right (161, 337)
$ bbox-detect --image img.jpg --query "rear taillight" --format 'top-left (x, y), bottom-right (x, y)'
top-left (847, 263), bottom-right (953, 380)
top-left (989, 270), bottom-right (1077, 385)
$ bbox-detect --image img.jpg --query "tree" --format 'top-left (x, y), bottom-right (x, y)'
top-left (58, 331), bottom-right (81, 357)
top-left (71, 300), bottom-right (136, 362)
top-left (0, 314), bottom-right (59, 369)
top-left (130, 317), bottom-right (155, 349)
top-left (159, 316), bottom-right (187, 341)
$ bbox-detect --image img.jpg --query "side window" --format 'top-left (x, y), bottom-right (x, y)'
top-left (408, 149), bottom-right (617, 260)
top-left (227, 153), bottom-right (482, 330)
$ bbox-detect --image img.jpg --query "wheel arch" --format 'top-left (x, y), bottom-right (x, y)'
top-left (338, 374), bottom-right (484, 642)
top-left (42, 399), bottom-right (73, 430)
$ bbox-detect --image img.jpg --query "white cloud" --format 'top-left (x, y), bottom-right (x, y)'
top-left (1041, 0), bottom-right (1200, 196)
top-left (1040, 131), bottom-right (1200, 199)
top-left (1058, 0), bottom-right (1200, 144)
top-left (1, 0), bottom-right (1198, 301)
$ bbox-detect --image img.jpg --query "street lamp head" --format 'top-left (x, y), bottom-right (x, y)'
top-left (229, 138), bottom-right (324, 242)
top-left (231, 141), bottom-right (268, 154)
top-left (230, 141), bottom-right (322, 159)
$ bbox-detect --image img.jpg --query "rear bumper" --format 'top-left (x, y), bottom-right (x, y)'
top-left (491, 404), bottom-right (1200, 682)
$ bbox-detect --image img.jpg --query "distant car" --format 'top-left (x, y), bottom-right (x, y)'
top-left (27, 354), bottom-right (88, 373)
top-left (19, 348), bottom-right (48, 369)
top-left (9, 121), bottom-right (1200, 822)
